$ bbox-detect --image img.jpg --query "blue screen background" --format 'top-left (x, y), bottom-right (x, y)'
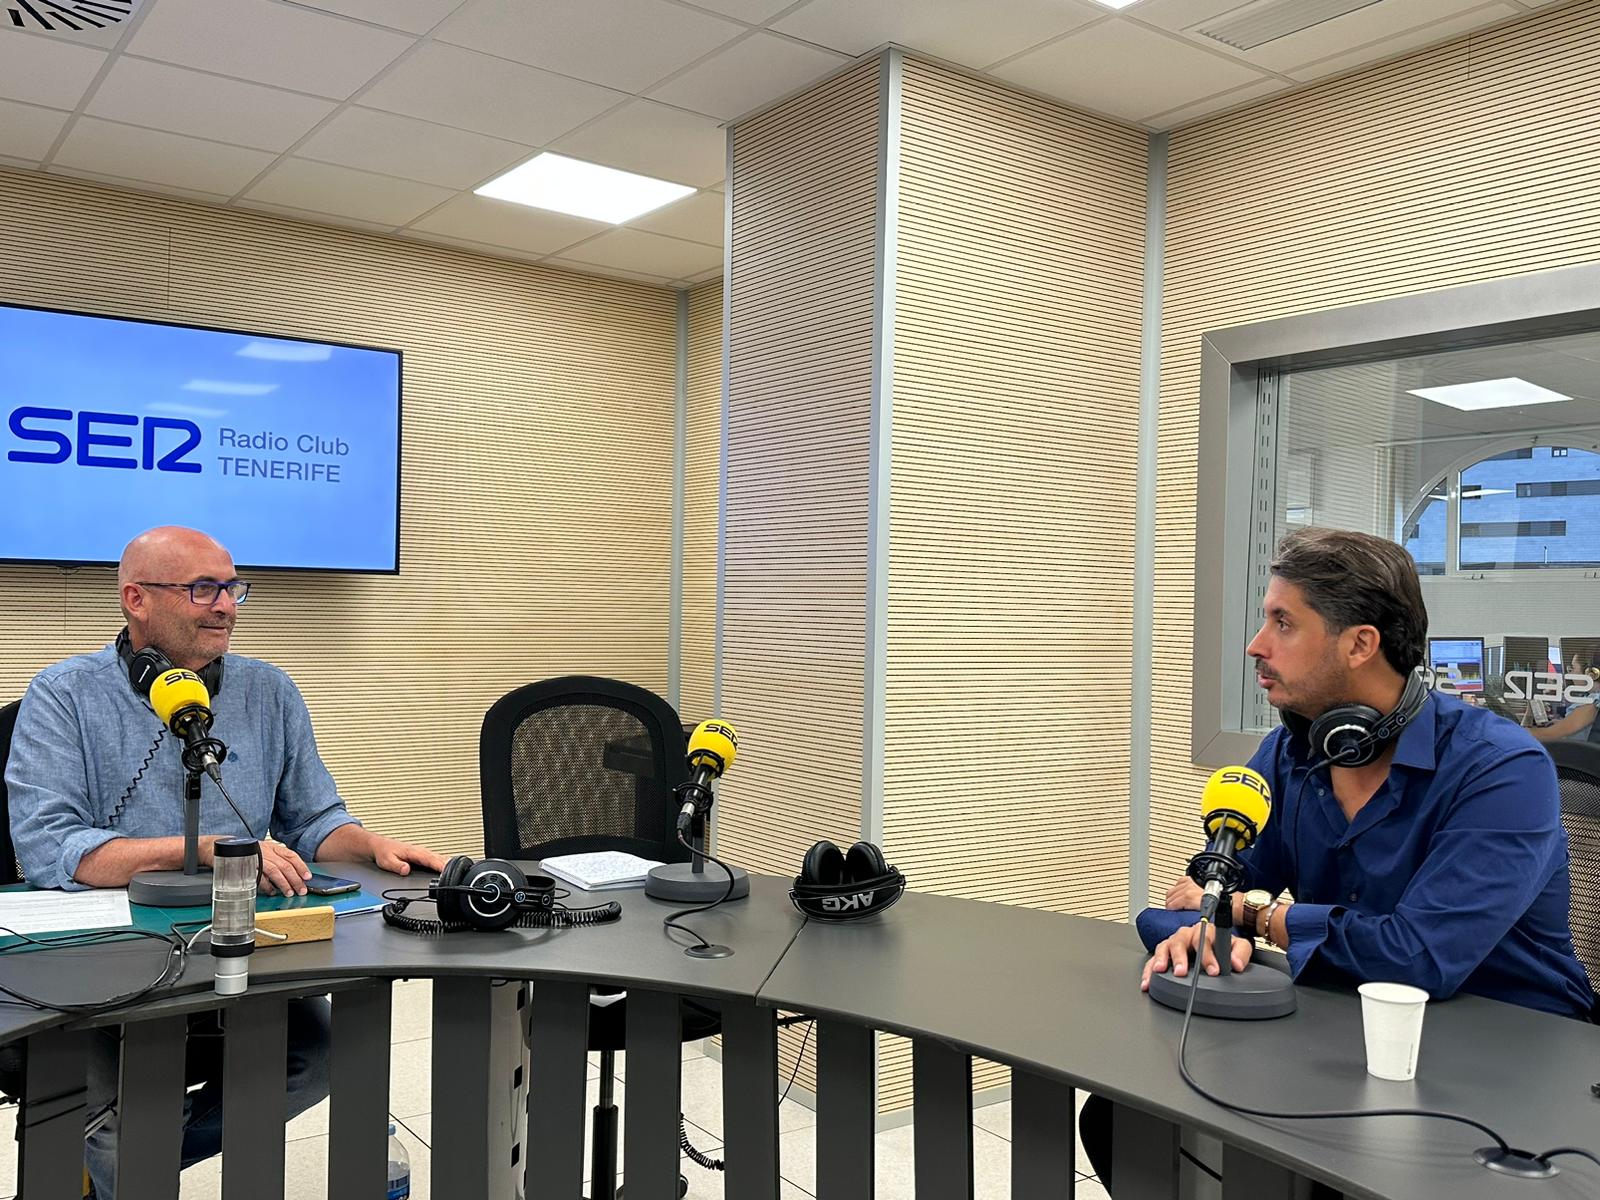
top-left (0, 306), bottom-right (400, 571)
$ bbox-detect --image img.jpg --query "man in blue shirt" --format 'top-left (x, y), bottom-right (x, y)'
top-left (1144, 527), bottom-right (1594, 1019)
top-left (6, 525), bottom-right (447, 1198)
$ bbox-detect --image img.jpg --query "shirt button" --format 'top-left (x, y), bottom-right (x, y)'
top-left (1348, 892), bottom-right (1359, 902)
top-left (1316, 787), bottom-right (1326, 796)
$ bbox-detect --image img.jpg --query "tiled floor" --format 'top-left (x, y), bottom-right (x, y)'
top-left (0, 980), bottom-right (1106, 1198)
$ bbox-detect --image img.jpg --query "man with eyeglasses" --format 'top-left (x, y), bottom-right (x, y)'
top-left (5, 525), bottom-right (445, 1198)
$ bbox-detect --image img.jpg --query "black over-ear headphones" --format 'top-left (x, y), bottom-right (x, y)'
top-left (790, 840), bottom-right (906, 921)
top-left (382, 856), bottom-right (622, 933)
top-left (1285, 666), bottom-right (1431, 768)
top-left (116, 627), bottom-right (224, 699)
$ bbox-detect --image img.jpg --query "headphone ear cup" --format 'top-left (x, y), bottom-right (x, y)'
top-left (1309, 703), bottom-right (1383, 766)
top-left (127, 646), bottom-right (172, 698)
top-left (801, 841), bottom-right (845, 887)
top-left (844, 841), bottom-right (889, 883)
top-left (460, 858), bottom-right (526, 931)
top-left (434, 855), bottom-right (473, 924)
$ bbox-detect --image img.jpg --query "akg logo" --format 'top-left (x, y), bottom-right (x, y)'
top-left (1219, 770), bottom-right (1270, 797)
top-left (821, 891), bottom-right (875, 913)
top-left (7, 407), bottom-right (202, 473)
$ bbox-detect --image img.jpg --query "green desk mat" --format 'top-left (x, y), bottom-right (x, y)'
top-left (0, 878), bottom-right (388, 951)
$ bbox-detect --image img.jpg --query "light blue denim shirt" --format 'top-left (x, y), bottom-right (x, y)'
top-left (6, 644), bottom-right (360, 889)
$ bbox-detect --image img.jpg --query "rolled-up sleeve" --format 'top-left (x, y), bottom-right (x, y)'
top-left (1285, 747), bottom-right (1564, 997)
top-left (269, 682), bottom-right (360, 860)
top-left (6, 678), bottom-right (121, 890)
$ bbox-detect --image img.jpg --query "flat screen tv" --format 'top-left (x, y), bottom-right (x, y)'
top-left (1428, 637), bottom-right (1485, 694)
top-left (0, 303), bottom-right (401, 572)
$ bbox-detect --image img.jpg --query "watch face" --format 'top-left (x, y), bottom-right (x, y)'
top-left (1245, 889), bottom-right (1272, 907)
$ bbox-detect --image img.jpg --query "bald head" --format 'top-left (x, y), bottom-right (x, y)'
top-left (119, 527), bottom-right (240, 670)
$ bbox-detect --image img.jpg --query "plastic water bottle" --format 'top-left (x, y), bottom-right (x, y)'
top-left (387, 1123), bottom-right (411, 1200)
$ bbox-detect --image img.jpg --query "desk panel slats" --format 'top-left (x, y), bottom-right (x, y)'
top-left (116, 1015), bottom-right (186, 1200)
top-left (524, 980), bottom-right (589, 1200)
top-left (328, 982), bottom-right (393, 1198)
top-left (20, 1028), bottom-right (89, 1200)
top-left (432, 977), bottom-right (496, 1197)
top-left (912, 1037), bottom-right (974, 1200)
top-left (1222, 1144), bottom-right (1318, 1199)
top-left (817, 1019), bottom-right (875, 1199)
top-left (623, 989), bottom-right (684, 1200)
top-left (1111, 1101), bottom-right (1179, 1200)
top-left (1012, 1069), bottom-right (1075, 1197)
top-left (222, 996), bottom-right (288, 1197)
top-left (721, 999), bottom-right (780, 1200)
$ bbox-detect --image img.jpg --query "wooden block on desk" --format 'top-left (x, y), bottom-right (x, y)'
top-left (255, 906), bottom-right (335, 947)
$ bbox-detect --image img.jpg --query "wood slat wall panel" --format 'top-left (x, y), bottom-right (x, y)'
top-left (1153, 1), bottom-right (1600, 898)
top-left (877, 57), bottom-right (1147, 1112)
top-left (681, 279), bottom-right (724, 725)
top-left (0, 169), bottom-right (676, 856)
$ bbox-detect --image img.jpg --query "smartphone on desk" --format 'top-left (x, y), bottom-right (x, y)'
top-left (303, 874), bottom-right (361, 896)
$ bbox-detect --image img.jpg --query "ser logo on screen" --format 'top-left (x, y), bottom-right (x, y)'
top-left (6, 407), bottom-right (201, 473)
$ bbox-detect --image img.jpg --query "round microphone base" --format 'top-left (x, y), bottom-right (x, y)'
top-left (644, 862), bottom-right (750, 903)
top-left (685, 943), bottom-right (735, 959)
top-left (129, 869), bottom-right (214, 908)
top-left (1146, 964), bottom-right (1297, 1020)
top-left (1474, 1148), bottom-right (1559, 1179)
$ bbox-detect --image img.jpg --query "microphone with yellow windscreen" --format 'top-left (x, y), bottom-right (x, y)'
top-left (1191, 766), bottom-right (1272, 922)
top-left (147, 668), bottom-right (225, 784)
top-left (678, 719), bottom-right (738, 833)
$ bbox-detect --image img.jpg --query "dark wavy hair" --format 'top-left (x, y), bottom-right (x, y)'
top-left (1269, 528), bottom-right (1428, 676)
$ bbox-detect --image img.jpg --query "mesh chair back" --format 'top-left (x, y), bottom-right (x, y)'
top-left (0, 701), bottom-right (21, 886)
top-left (1548, 740), bottom-right (1600, 1009)
top-left (480, 677), bottom-right (692, 863)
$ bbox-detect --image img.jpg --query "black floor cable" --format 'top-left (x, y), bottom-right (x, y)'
top-left (679, 1016), bottom-right (815, 1175)
top-left (1174, 915), bottom-right (1597, 1181)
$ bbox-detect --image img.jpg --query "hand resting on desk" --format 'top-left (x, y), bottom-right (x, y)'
top-left (1140, 920), bottom-right (1254, 992)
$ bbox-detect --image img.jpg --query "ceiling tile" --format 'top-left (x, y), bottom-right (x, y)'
top-left (52, 117), bottom-right (276, 194)
top-left (682, 267), bottom-right (723, 284)
top-left (298, 107), bottom-right (531, 189)
top-left (551, 99), bottom-right (726, 189)
top-left (400, 229), bottom-right (550, 263)
top-left (282, 0), bottom-right (465, 34)
top-left (559, 228), bottom-right (723, 277)
top-left (436, 0), bottom-right (745, 92)
top-left (647, 31), bottom-right (850, 121)
top-left (87, 58), bottom-right (336, 152)
top-left (990, 20), bottom-right (1270, 123)
top-left (1205, 0), bottom-right (1501, 73)
top-left (0, 31), bottom-right (106, 109)
top-left (408, 192), bottom-right (608, 255)
top-left (544, 257), bottom-right (677, 286)
top-left (243, 158), bottom-right (456, 226)
top-left (1142, 77), bottom-right (1292, 129)
top-left (678, 0), bottom-right (794, 21)
top-left (0, 99), bottom-right (69, 161)
top-left (1128, 0), bottom-right (1268, 34)
top-left (360, 41), bottom-right (626, 144)
top-left (628, 189), bottom-right (723, 245)
top-left (773, 0), bottom-right (1103, 69)
top-left (1285, 3), bottom-right (1521, 80)
top-left (127, 0), bottom-right (413, 99)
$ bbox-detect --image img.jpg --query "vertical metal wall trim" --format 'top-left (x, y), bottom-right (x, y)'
top-left (1129, 132), bottom-right (1166, 915)
top-left (712, 125), bottom-right (733, 853)
top-left (861, 47), bottom-right (902, 846)
top-left (669, 288), bottom-right (688, 711)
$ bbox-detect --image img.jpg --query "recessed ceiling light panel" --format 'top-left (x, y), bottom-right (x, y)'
top-left (1088, 0), bottom-right (1141, 8)
top-left (1407, 378), bottom-right (1573, 412)
top-left (475, 153), bottom-right (695, 225)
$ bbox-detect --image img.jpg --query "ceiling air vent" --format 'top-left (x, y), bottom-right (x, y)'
top-left (7, 0), bottom-right (136, 32)
top-left (1193, 0), bottom-right (1385, 51)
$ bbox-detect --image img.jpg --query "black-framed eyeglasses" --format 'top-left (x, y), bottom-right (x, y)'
top-left (137, 579), bottom-right (252, 605)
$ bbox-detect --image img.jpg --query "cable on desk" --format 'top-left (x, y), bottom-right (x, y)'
top-left (0, 926), bottom-right (188, 1015)
top-left (659, 829), bottom-right (738, 951)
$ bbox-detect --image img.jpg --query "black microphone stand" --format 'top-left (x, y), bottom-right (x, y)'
top-left (1147, 878), bottom-right (1297, 1020)
top-left (128, 733), bottom-right (230, 908)
top-left (644, 785), bottom-right (750, 903)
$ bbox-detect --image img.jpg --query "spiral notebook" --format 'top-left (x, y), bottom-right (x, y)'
top-left (539, 852), bottom-right (662, 891)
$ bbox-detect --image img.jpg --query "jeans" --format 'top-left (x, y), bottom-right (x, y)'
top-left (84, 996), bottom-right (332, 1199)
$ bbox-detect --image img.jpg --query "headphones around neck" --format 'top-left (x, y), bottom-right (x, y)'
top-left (116, 627), bottom-right (224, 700)
top-left (1284, 666), bottom-right (1431, 768)
top-left (382, 856), bottom-right (622, 933)
top-left (790, 839), bottom-right (906, 921)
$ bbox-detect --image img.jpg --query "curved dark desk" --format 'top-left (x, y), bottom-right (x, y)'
top-left (1, 866), bottom-right (1595, 1200)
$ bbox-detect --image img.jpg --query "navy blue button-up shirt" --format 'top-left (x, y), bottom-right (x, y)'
top-left (1239, 692), bottom-right (1594, 1019)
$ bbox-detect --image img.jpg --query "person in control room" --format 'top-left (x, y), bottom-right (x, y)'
top-left (1081, 527), bottom-right (1596, 1191)
top-left (5, 525), bottom-right (448, 1198)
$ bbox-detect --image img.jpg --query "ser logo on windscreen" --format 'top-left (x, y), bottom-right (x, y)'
top-left (6, 407), bottom-right (201, 473)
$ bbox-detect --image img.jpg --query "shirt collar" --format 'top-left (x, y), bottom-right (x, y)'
top-left (1390, 691), bottom-right (1438, 772)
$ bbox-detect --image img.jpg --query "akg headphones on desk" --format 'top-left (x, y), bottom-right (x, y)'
top-left (790, 840), bottom-right (906, 921)
top-left (382, 856), bottom-right (622, 933)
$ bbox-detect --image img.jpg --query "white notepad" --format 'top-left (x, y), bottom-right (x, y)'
top-left (539, 852), bottom-right (662, 891)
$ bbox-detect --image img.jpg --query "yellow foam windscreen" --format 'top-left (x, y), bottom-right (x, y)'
top-left (688, 719), bottom-right (738, 775)
top-left (148, 668), bottom-right (211, 726)
top-left (1200, 765), bottom-right (1272, 848)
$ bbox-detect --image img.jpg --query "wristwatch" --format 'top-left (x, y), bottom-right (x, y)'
top-left (1240, 889), bottom-right (1273, 937)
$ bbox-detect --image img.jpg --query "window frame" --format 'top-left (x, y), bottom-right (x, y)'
top-left (1192, 261), bottom-right (1600, 767)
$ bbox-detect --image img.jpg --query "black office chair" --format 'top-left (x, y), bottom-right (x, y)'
top-left (481, 677), bottom-right (718, 1199)
top-left (1546, 740), bottom-right (1600, 1017)
top-left (0, 701), bottom-right (24, 1103)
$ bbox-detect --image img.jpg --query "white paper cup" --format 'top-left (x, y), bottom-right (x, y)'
top-left (1358, 982), bottom-right (1430, 1080)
